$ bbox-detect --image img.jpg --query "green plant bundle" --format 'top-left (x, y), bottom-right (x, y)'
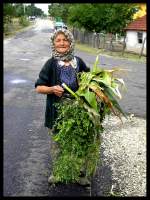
top-left (51, 55), bottom-right (127, 183)
top-left (52, 100), bottom-right (102, 183)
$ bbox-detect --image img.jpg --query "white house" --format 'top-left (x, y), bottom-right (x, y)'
top-left (124, 15), bottom-right (146, 55)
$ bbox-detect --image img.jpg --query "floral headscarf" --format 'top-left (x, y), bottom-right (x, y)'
top-left (50, 29), bottom-right (75, 61)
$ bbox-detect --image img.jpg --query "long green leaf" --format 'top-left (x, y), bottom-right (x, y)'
top-left (91, 54), bottom-right (103, 75)
top-left (104, 86), bottom-right (127, 118)
top-left (76, 89), bottom-right (98, 112)
top-left (62, 83), bottom-right (78, 99)
top-left (78, 72), bottom-right (95, 90)
top-left (92, 71), bottom-right (112, 87)
top-left (92, 55), bottom-right (99, 73)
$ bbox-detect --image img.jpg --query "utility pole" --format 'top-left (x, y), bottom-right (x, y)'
top-left (23, 4), bottom-right (26, 15)
top-left (139, 36), bottom-right (146, 58)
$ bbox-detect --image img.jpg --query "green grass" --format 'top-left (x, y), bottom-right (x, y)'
top-left (4, 18), bottom-right (35, 39)
top-left (75, 42), bottom-right (146, 63)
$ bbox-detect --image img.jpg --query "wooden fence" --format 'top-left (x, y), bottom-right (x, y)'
top-left (72, 28), bottom-right (146, 57)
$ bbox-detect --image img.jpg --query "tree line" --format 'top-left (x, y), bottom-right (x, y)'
top-left (48, 3), bottom-right (140, 35)
top-left (3, 3), bottom-right (141, 36)
top-left (3, 3), bottom-right (46, 35)
top-left (3, 3), bottom-right (45, 21)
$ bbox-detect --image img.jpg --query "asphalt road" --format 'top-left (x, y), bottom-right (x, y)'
top-left (3, 19), bottom-right (146, 197)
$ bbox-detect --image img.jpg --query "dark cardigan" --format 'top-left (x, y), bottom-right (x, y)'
top-left (35, 56), bottom-right (90, 129)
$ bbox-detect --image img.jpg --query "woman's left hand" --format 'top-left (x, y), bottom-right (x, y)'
top-left (52, 85), bottom-right (64, 97)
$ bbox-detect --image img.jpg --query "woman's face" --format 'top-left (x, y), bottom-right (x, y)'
top-left (54, 33), bottom-right (70, 54)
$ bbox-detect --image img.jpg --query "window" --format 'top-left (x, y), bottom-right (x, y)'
top-left (137, 32), bottom-right (143, 44)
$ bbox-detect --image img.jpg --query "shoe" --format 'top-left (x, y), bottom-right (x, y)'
top-left (77, 176), bottom-right (91, 186)
top-left (48, 175), bottom-right (57, 184)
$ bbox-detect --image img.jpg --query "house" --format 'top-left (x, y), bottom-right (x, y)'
top-left (124, 15), bottom-right (146, 55)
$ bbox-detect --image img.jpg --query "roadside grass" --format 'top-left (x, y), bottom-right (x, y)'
top-left (75, 42), bottom-right (146, 63)
top-left (4, 17), bottom-right (35, 39)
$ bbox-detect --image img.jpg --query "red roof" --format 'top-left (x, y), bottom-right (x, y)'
top-left (125, 15), bottom-right (146, 31)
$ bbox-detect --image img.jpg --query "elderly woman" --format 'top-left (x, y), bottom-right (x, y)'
top-left (35, 29), bottom-right (90, 185)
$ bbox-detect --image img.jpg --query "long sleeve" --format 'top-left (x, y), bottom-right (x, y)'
top-left (35, 58), bottom-right (53, 88)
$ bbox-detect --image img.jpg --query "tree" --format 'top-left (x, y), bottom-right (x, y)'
top-left (13, 4), bottom-right (25, 17)
top-left (24, 4), bottom-right (44, 17)
top-left (48, 3), bottom-right (61, 19)
top-left (3, 3), bottom-right (16, 18)
top-left (48, 3), bottom-right (72, 23)
top-left (68, 3), bottom-right (137, 34)
top-left (3, 3), bottom-right (16, 23)
top-left (101, 4), bottom-right (138, 34)
top-left (68, 4), bottom-right (96, 30)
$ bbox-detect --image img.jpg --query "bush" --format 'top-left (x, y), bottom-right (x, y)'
top-left (4, 19), bottom-right (14, 35)
top-left (19, 16), bottom-right (29, 27)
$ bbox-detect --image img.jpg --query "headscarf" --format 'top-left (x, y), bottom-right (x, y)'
top-left (50, 29), bottom-right (75, 61)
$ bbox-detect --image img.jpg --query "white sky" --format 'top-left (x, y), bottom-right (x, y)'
top-left (35, 4), bottom-right (50, 15)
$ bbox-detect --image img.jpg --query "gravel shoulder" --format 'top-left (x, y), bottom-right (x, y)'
top-left (94, 114), bottom-right (146, 196)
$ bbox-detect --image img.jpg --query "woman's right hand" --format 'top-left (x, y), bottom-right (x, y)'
top-left (52, 85), bottom-right (64, 97)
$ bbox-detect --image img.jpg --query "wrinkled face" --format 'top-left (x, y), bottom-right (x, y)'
top-left (54, 33), bottom-right (70, 54)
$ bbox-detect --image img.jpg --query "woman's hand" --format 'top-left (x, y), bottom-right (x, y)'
top-left (52, 85), bottom-right (64, 97)
top-left (35, 85), bottom-right (64, 96)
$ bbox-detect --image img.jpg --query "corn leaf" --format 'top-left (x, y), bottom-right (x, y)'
top-left (77, 72), bottom-right (95, 90)
top-left (91, 55), bottom-right (105, 75)
top-left (88, 83), bottom-right (118, 117)
top-left (104, 86), bottom-right (127, 119)
top-left (76, 89), bottom-right (98, 112)
top-left (92, 71), bottom-right (112, 87)
top-left (109, 85), bottom-right (122, 99)
top-left (89, 81), bottom-right (104, 91)
top-left (92, 55), bottom-right (100, 73)
top-left (62, 83), bottom-right (79, 99)
top-left (113, 78), bottom-right (127, 91)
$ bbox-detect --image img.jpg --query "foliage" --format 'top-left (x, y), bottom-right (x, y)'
top-left (19, 16), bottom-right (30, 27)
top-left (68, 3), bottom-right (137, 34)
top-left (48, 3), bottom-right (138, 34)
top-left (25, 4), bottom-right (44, 17)
top-left (3, 3), bottom-right (16, 17)
top-left (13, 3), bottom-right (25, 17)
top-left (52, 100), bottom-right (102, 183)
top-left (3, 3), bottom-right (44, 36)
top-left (3, 3), bottom-right (44, 18)
top-left (48, 3), bottom-right (72, 23)
top-left (3, 3), bottom-right (16, 23)
top-left (51, 55), bottom-right (127, 183)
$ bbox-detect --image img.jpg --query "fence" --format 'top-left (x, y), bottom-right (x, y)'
top-left (72, 28), bottom-right (125, 51)
top-left (72, 28), bottom-right (146, 57)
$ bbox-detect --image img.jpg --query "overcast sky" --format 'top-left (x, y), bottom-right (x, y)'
top-left (35, 4), bottom-right (50, 15)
